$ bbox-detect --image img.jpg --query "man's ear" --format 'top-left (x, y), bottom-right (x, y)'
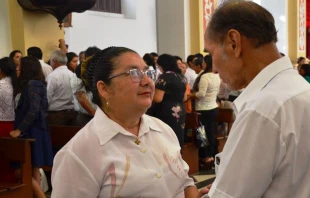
top-left (226, 29), bottom-right (242, 58)
top-left (97, 80), bottom-right (110, 101)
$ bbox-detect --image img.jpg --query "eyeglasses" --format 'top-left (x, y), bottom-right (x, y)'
top-left (107, 68), bottom-right (156, 83)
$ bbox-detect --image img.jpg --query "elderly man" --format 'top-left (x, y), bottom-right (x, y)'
top-left (204, 1), bottom-right (310, 198)
top-left (46, 50), bottom-right (76, 125)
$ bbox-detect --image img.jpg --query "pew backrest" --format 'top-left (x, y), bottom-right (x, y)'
top-left (0, 137), bottom-right (34, 198)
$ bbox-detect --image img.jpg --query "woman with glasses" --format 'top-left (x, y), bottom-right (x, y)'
top-left (51, 47), bottom-right (204, 198)
top-left (153, 54), bottom-right (187, 148)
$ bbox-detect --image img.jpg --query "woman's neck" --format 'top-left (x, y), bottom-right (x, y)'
top-left (106, 111), bottom-right (141, 136)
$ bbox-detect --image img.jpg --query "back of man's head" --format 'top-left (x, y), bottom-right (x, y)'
top-left (150, 52), bottom-right (158, 57)
top-left (85, 46), bottom-right (100, 58)
top-left (207, 1), bottom-right (277, 48)
top-left (50, 50), bottom-right (68, 68)
top-left (27, 47), bottom-right (43, 60)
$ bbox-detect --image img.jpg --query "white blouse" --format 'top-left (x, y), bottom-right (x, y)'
top-left (195, 72), bottom-right (220, 111)
top-left (51, 108), bottom-right (195, 198)
top-left (0, 77), bottom-right (15, 121)
top-left (70, 74), bottom-right (97, 115)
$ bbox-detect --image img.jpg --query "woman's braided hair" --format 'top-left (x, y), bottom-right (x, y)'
top-left (85, 46), bottom-right (137, 107)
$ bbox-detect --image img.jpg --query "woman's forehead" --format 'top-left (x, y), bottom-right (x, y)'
top-left (116, 53), bottom-right (147, 69)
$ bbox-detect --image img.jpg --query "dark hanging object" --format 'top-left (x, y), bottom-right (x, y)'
top-left (17, 0), bottom-right (97, 29)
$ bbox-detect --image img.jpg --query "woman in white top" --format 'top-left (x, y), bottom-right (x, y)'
top-left (0, 57), bottom-right (18, 136)
top-left (51, 47), bottom-right (207, 198)
top-left (188, 55), bottom-right (220, 166)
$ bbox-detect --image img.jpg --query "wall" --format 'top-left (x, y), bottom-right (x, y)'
top-left (0, 0), bottom-right (12, 57)
top-left (260, 0), bottom-right (288, 55)
top-left (7, 0), bottom-right (64, 61)
top-left (0, 0), bottom-right (12, 58)
top-left (64, 0), bottom-right (157, 56)
top-left (23, 11), bottom-right (64, 61)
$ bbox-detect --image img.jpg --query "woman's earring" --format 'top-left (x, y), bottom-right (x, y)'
top-left (104, 101), bottom-right (111, 113)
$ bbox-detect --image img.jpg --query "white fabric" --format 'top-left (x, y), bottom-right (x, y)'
top-left (195, 73), bottom-right (220, 111)
top-left (184, 67), bottom-right (197, 89)
top-left (70, 74), bottom-right (97, 115)
top-left (51, 108), bottom-right (195, 198)
top-left (46, 66), bottom-right (74, 111)
top-left (39, 168), bottom-right (49, 193)
top-left (217, 80), bottom-right (230, 100)
top-left (155, 66), bottom-right (162, 81)
top-left (209, 56), bottom-right (310, 198)
top-left (0, 77), bottom-right (14, 121)
top-left (39, 60), bottom-right (53, 79)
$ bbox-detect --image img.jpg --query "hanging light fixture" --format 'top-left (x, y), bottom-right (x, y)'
top-left (18, 0), bottom-right (97, 29)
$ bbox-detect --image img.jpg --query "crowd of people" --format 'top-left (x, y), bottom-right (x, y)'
top-left (1, 1), bottom-right (310, 197)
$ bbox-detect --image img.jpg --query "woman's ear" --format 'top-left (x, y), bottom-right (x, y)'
top-left (97, 80), bottom-right (110, 100)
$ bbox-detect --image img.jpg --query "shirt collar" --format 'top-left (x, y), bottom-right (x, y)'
top-left (93, 108), bottom-right (162, 146)
top-left (233, 56), bottom-right (293, 114)
top-left (54, 65), bottom-right (68, 71)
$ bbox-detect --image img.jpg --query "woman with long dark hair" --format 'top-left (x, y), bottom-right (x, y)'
top-left (188, 55), bottom-right (220, 166)
top-left (0, 57), bottom-right (18, 182)
top-left (9, 57), bottom-right (53, 198)
top-left (153, 54), bottom-right (187, 148)
top-left (66, 52), bottom-right (79, 72)
top-left (0, 57), bottom-right (18, 135)
top-left (9, 50), bottom-right (22, 68)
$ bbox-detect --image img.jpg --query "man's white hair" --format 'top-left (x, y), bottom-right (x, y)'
top-left (50, 50), bottom-right (68, 65)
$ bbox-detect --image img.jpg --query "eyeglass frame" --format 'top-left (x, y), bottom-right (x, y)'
top-left (106, 68), bottom-right (156, 83)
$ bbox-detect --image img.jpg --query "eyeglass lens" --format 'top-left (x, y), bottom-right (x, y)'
top-left (129, 69), bottom-right (155, 82)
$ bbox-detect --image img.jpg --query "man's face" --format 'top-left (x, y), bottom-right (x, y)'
top-left (204, 33), bottom-right (244, 90)
top-left (188, 57), bottom-right (197, 69)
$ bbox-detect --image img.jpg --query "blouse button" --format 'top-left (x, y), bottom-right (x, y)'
top-left (156, 173), bottom-right (162, 178)
top-left (141, 148), bottom-right (146, 153)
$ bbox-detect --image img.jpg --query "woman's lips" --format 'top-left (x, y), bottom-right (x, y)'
top-left (139, 92), bottom-right (152, 96)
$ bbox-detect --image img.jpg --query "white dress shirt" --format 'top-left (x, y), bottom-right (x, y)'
top-left (195, 72), bottom-right (220, 111)
top-left (46, 66), bottom-right (74, 111)
top-left (39, 60), bottom-right (53, 78)
top-left (209, 56), bottom-right (310, 198)
top-left (0, 77), bottom-right (14, 121)
top-left (70, 74), bottom-right (97, 114)
top-left (217, 80), bottom-right (230, 100)
top-left (51, 108), bottom-right (195, 198)
top-left (185, 67), bottom-right (197, 89)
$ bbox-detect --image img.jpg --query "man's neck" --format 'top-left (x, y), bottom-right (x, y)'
top-left (243, 43), bottom-right (282, 87)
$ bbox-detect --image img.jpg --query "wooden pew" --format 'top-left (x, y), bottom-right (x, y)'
top-left (182, 112), bottom-right (199, 175)
top-left (42, 125), bottom-right (82, 172)
top-left (49, 125), bottom-right (82, 148)
top-left (216, 108), bottom-right (235, 153)
top-left (0, 137), bottom-right (34, 198)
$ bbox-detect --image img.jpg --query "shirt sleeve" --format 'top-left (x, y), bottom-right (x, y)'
top-left (196, 74), bottom-right (209, 99)
top-left (51, 149), bottom-right (100, 198)
top-left (71, 74), bottom-right (86, 94)
top-left (17, 84), bottom-right (42, 133)
top-left (209, 110), bottom-right (285, 198)
top-left (155, 73), bottom-right (169, 91)
top-left (46, 76), bottom-right (56, 105)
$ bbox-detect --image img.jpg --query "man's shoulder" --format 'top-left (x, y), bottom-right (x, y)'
top-left (243, 73), bottom-right (310, 119)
